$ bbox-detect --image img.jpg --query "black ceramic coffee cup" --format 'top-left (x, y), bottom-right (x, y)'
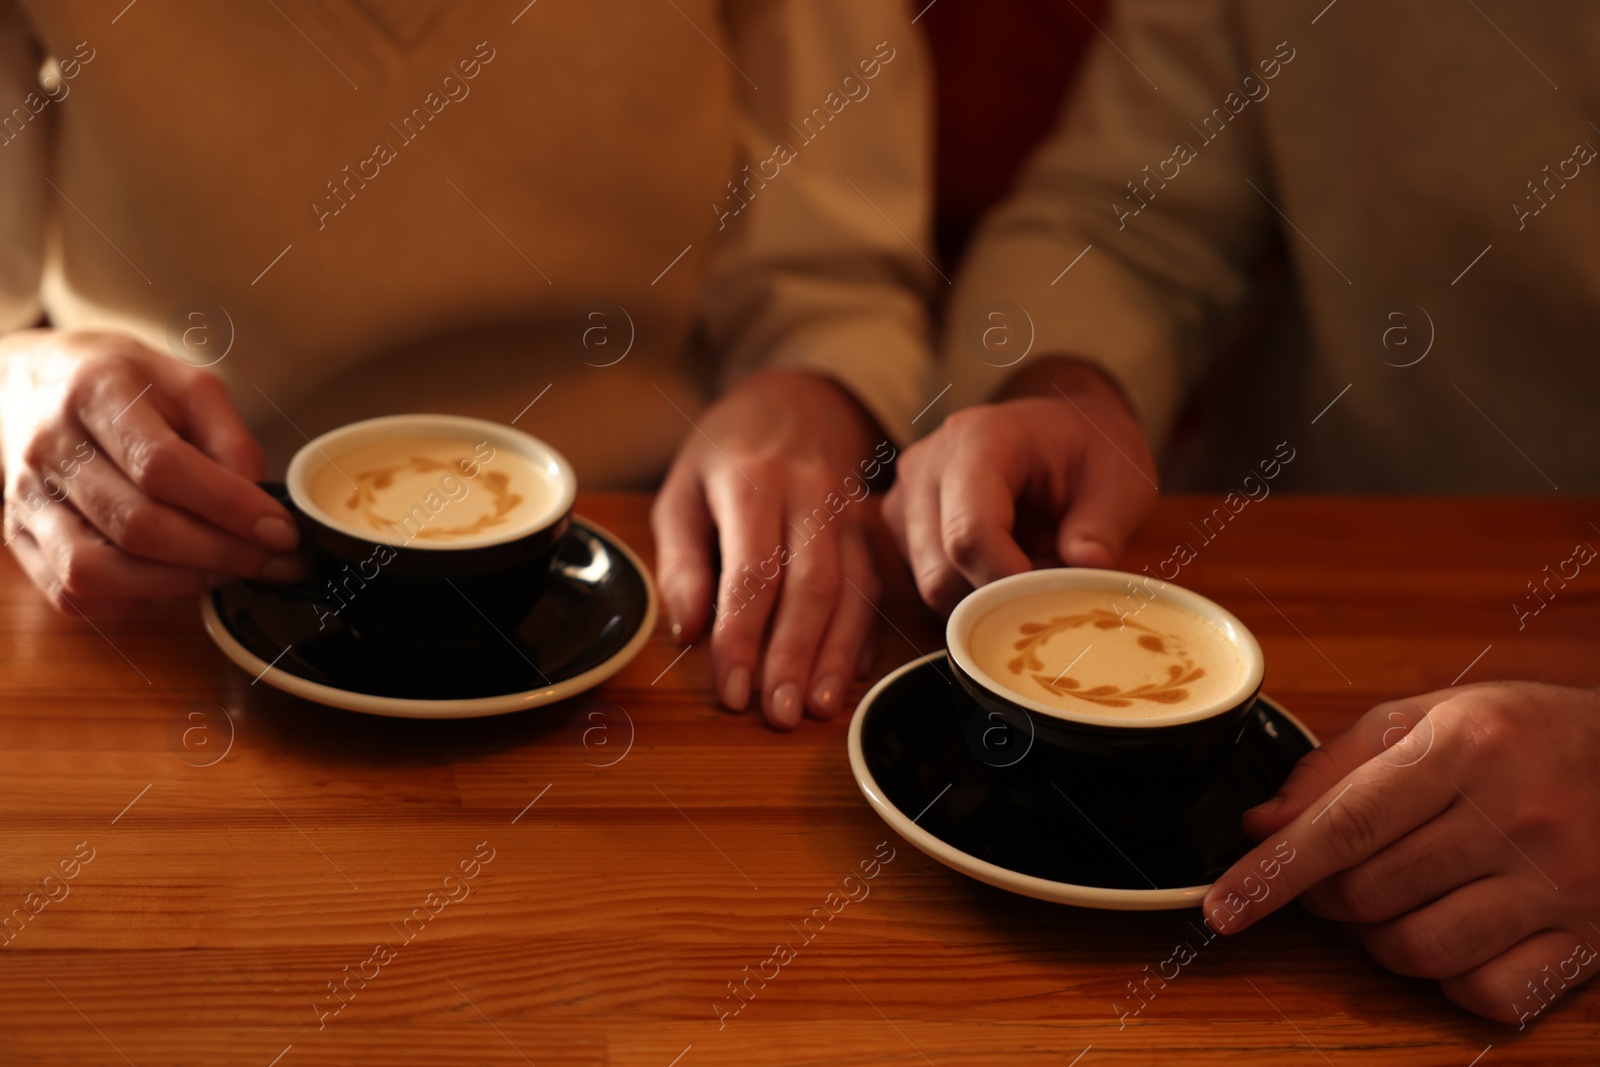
top-left (275, 414), bottom-right (576, 642)
top-left (946, 569), bottom-right (1265, 827)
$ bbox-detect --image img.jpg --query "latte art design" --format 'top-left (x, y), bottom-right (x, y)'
top-left (345, 456), bottom-right (521, 541)
top-left (967, 588), bottom-right (1243, 718)
top-left (1006, 608), bottom-right (1204, 707)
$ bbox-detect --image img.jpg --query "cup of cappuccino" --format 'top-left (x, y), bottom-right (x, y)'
top-left (274, 414), bottom-right (576, 639)
top-left (946, 569), bottom-right (1264, 823)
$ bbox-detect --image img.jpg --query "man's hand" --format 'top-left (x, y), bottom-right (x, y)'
top-left (1, 330), bottom-right (303, 617)
top-left (651, 371), bottom-right (888, 730)
top-left (883, 358), bottom-right (1157, 615)
top-left (1204, 682), bottom-right (1600, 1026)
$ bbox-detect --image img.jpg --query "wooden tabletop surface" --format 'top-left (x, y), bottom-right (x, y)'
top-left (0, 492), bottom-right (1595, 1065)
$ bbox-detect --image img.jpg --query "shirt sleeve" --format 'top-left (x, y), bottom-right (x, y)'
top-left (0, 0), bottom-right (46, 333)
top-left (942, 0), bottom-right (1278, 447)
top-left (700, 0), bottom-right (937, 446)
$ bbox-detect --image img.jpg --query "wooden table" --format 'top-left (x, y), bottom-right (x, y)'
top-left (0, 493), bottom-right (1595, 1065)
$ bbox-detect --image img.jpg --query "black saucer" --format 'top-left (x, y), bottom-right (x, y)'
top-left (201, 518), bottom-right (656, 718)
top-left (848, 652), bottom-right (1317, 909)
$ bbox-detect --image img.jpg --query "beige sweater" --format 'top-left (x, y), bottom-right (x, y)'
top-left (0, 0), bottom-right (934, 488)
top-left (940, 0), bottom-right (1600, 491)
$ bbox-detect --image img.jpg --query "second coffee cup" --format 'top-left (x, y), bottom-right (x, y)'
top-left (946, 568), bottom-right (1265, 825)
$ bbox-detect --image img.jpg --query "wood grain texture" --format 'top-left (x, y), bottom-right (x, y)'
top-left (0, 492), bottom-right (1595, 1065)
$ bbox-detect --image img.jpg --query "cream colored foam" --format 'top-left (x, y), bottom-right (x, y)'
top-left (308, 436), bottom-right (558, 546)
top-left (967, 588), bottom-right (1245, 717)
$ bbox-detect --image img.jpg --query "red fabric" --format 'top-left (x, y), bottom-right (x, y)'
top-left (920, 0), bottom-right (1108, 265)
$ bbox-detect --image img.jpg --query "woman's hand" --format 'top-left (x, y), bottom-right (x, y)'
top-left (651, 370), bottom-right (890, 730)
top-left (1, 330), bottom-right (302, 617)
top-left (1205, 681), bottom-right (1600, 1026)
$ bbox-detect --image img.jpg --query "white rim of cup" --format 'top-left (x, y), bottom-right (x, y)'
top-left (945, 568), bottom-right (1265, 730)
top-left (285, 414), bottom-right (577, 551)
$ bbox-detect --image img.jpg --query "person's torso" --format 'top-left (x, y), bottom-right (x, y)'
top-left (1221, 0), bottom-right (1600, 491)
top-left (24, 0), bottom-right (739, 486)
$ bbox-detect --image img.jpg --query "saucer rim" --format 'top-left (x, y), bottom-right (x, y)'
top-left (847, 650), bottom-right (1319, 911)
top-left (200, 516), bottom-right (657, 719)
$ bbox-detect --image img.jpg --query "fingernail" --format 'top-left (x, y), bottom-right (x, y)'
top-left (768, 681), bottom-right (803, 730)
top-left (261, 556), bottom-right (306, 583)
top-left (810, 674), bottom-right (844, 718)
top-left (670, 620), bottom-right (683, 640)
top-left (1247, 795), bottom-right (1284, 818)
top-left (662, 581), bottom-right (684, 634)
top-left (1065, 538), bottom-right (1115, 569)
top-left (721, 666), bottom-right (751, 711)
top-left (254, 515), bottom-right (299, 551)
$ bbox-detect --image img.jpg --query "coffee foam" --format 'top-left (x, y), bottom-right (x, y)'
top-left (308, 435), bottom-right (560, 546)
top-left (967, 588), bottom-right (1245, 718)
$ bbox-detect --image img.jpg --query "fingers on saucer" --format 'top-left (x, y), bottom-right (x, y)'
top-left (1249, 690), bottom-right (1478, 837)
top-left (1206, 747), bottom-right (1459, 934)
top-left (1242, 719), bottom-right (1389, 837)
